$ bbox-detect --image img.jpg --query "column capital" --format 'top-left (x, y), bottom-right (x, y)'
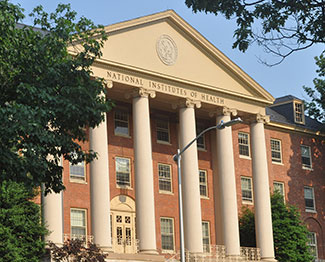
top-left (125, 88), bottom-right (156, 99)
top-left (172, 98), bottom-right (201, 109)
top-left (209, 106), bottom-right (237, 117)
top-left (255, 113), bottom-right (270, 124)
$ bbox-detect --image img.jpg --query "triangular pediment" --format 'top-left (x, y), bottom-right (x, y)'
top-left (99, 10), bottom-right (274, 105)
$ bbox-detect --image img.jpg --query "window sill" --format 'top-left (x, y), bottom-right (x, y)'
top-left (157, 140), bottom-right (171, 145)
top-left (242, 200), bottom-right (254, 205)
top-left (272, 161), bottom-right (284, 166)
top-left (198, 147), bottom-right (207, 152)
top-left (116, 185), bottom-right (133, 190)
top-left (159, 190), bottom-right (173, 195)
top-left (302, 166), bottom-right (313, 171)
top-left (305, 209), bottom-right (317, 214)
top-left (200, 196), bottom-right (209, 200)
top-left (114, 133), bottom-right (131, 138)
top-left (239, 155), bottom-right (251, 160)
top-left (70, 178), bottom-right (87, 184)
top-left (162, 250), bottom-right (175, 254)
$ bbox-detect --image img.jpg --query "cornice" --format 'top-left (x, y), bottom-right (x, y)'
top-left (267, 121), bottom-right (325, 137)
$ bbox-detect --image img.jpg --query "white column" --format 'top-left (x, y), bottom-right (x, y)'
top-left (133, 88), bottom-right (158, 254)
top-left (216, 107), bottom-right (241, 258)
top-left (179, 99), bottom-right (203, 253)
top-left (251, 114), bottom-right (276, 262)
top-left (90, 107), bottom-right (111, 251)
top-left (42, 187), bottom-right (63, 245)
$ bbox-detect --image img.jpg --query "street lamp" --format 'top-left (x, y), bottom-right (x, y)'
top-left (173, 117), bottom-right (242, 262)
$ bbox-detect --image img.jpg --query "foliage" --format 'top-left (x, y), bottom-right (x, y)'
top-left (48, 238), bottom-right (107, 262)
top-left (0, 181), bottom-right (47, 262)
top-left (0, 1), bottom-right (112, 193)
top-left (185, 0), bottom-right (325, 64)
top-left (303, 53), bottom-right (325, 123)
top-left (239, 193), bottom-right (314, 262)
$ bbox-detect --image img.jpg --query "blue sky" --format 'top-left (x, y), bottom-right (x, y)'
top-left (12, 0), bottom-right (324, 100)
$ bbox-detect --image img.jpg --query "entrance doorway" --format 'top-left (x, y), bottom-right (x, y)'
top-left (111, 195), bottom-right (137, 253)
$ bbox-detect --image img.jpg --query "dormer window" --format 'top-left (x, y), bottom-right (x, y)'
top-left (294, 102), bottom-right (305, 124)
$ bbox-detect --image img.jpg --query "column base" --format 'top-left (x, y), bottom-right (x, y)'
top-left (138, 248), bottom-right (159, 255)
top-left (261, 257), bottom-right (277, 262)
top-left (106, 252), bottom-right (165, 261)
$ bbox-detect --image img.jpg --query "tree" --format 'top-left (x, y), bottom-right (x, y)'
top-left (0, 1), bottom-right (112, 193)
top-left (48, 239), bottom-right (107, 262)
top-left (239, 193), bottom-right (314, 262)
top-left (0, 180), bottom-right (47, 262)
top-left (303, 53), bottom-right (325, 123)
top-left (185, 0), bottom-right (325, 64)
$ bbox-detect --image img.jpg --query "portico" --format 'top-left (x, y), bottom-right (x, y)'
top-left (43, 10), bottom-right (277, 262)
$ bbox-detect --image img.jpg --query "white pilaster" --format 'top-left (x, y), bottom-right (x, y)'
top-left (178, 99), bottom-right (203, 253)
top-left (132, 88), bottom-right (158, 254)
top-left (216, 107), bottom-right (241, 257)
top-left (251, 114), bottom-right (276, 262)
top-left (89, 106), bottom-right (112, 251)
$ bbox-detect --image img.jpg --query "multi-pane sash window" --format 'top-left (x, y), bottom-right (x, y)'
top-left (238, 132), bottom-right (250, 157)
top-left (196, 124), bottom-right (206, 150)
top-left (271, 139), bottom-right (282, 163)
top-left (301, 145), bottom-right (312, 169)
top-left (71, 209), bottom-right (86, 239)
top-left (241, 177), bottom-right (253, 202)
top-left (304, 187), bottom-right (315, 211)
top-left (199, 170), bottom-right (208, 197)
top-left (273, 182), bottom-right (285, 202)
top-left (156, 119), bottom-right (170, 143)
top-left (294, 102), bottom-right (304, 124)
top-left (158, 164), bottom-right (172, 193)
top-left (307, 232), bottom-right (318, 259)
top-left (202, 221), bottom-right (210, 253)
top-left (116, 157), bottom-right (131, 187)
top-left (70, 161), bottom-right (85, 181)
top-left (160, 218), bottom-right (174, 251)
top-left (114, 110), bottom-right (129, 136)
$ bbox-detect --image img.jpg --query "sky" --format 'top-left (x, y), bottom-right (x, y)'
top-left (11, 0), bottom-right (324, 100)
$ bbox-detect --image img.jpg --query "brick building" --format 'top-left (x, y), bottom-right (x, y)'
top-left (42, 10), bottom-right (324, 262)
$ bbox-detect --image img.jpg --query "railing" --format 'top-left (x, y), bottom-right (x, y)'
top-left (63, 234), bottom-right (94, 246)
top-left (111, 237), bottom-right (139, 254)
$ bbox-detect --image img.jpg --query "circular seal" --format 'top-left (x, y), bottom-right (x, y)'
top-left (156, 35), bottom-right (178, 66)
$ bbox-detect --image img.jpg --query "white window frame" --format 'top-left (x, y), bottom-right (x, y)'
top-left (199, 170), bottom-right (208, 198)
top-left (238, 132), bottom-right (250, 158)
top-left (307, 232), bottom-right (318, 259)
top-left (115, 157), bottom-right (131, 188)
top-left (70, 208), bottom-right (87, 240)
top-left (202, 221), bottom-right (210, 253)
top-left (270, 139), bottom-right (282, 164)
top-left (69, 161), bottom-right (86, 182)
top-left (156, 119), bottom-right (170, 144)
top-left (273, 181), bottom-right (285, 202)
top-left (304, 186), bottom-right (316, 212)
top-left (294, 102), bottom-right (305, 124)
top-left (196, 123), bottom-right (206, 150)
top-left (114, 109), bottom-right (130, 137)
top-left (158, 163), bottom-right (172, 193)
top-left (241, 177), bottom-right (253, 203)
top-left (160, 217), bottom-right (175, 252)
top-left (301, 145), bottom-right (312, 169)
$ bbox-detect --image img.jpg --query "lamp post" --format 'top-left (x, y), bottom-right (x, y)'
top-left (173, 117), bottom-right (242, 262)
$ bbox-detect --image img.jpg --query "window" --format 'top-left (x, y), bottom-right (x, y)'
top-left (71, 209), bottom-right (86, 239)
top-left (199, 170), bottom-right (208, 197)
top-left (114, 110), bottom-right (129, 136)
top-left (304, 187), bottom-right (315, 212)
top-left (202, 221), bottom-right (210, 253)
top-left (271, 139), bottom-right (282, 163)
top-left (196, 123), bottom-right (206, 150)
top-left (301, 145), bottom-right (312, 169)
top-left (294, 102), bottom-right (304, 124)
top-left (158, 164), bottom-right (172, 193)
top-left (241, 177), bottom-right (253, 203)
top-left (70, 161), bottom-right (85, 181)
top-left (273, 182), bottom-right (285, 202)
top-left (307, 232), bottom-right (318, 259)
top-left (238, 132), bottom-right (250, 157)
top-left (156, 119), bottom-right (170, 143)
top-left (160, 218), bottom-right (174, 251)
top-left (115, 157), bottom-right (131, 187)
